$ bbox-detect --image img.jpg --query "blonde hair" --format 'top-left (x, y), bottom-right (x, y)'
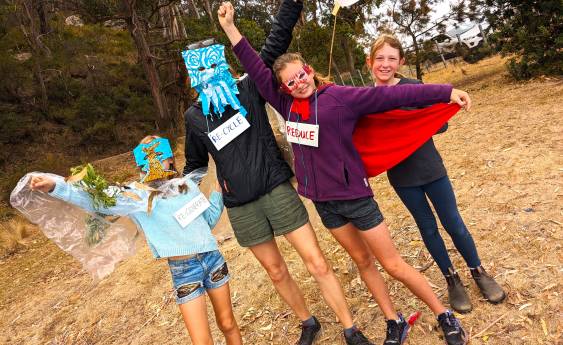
top-left (140, 135), bottom-right (160, 144)
top-left (272, 53), bottom-right (331, 87)
top-left (368, 34), bottom-right (405, 64)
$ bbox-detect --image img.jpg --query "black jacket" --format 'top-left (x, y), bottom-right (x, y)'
top-left (183, 0), bottom-right (302, 208)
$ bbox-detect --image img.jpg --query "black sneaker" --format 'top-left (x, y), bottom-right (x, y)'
top-left (437, 311), bottom-right (468, 345)
top-left (383, 313), bottom-right (410, 345)
top-left (296, 316), bottom-right (321, 345)
top-left (344, 328), bottom-right (374, 345)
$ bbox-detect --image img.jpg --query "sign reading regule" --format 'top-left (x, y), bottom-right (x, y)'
top-left (285, 121), bottom-right (319, 147)
top-left (174, 193), bottom-right (211, 228)
top-left (208, 113), bottom-right (250, 150)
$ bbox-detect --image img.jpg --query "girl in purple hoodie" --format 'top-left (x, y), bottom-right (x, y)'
top-left (219, 3), bottom-right (469, 345)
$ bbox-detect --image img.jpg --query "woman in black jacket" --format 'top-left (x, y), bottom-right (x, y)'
top-left (183, 1), bottom-right (374, 344)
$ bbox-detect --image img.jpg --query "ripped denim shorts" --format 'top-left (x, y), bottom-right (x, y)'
top-left (168, 250), bottom-right (230, 305)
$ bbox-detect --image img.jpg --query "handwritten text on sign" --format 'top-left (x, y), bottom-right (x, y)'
top-left (208, 113), bottom-right (250, 150)
top-left (285, 121), bottom-right (319, 147)
top-left (174, 193), bottom-right (211, 228)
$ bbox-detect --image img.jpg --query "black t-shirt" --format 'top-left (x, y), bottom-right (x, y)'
top-left (386, 78), bottom-right (448, 187)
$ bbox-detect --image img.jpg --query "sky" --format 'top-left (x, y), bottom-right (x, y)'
top-left (362, 0), bottom-right (468, 46)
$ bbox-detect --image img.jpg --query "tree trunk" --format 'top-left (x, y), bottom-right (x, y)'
top-left (188, 0), bottom-right (200, 19)
top-left (340, 38), bottom-right (355, 73)
top-left (331, 60), bottom-right (342, 82)
top-left (410, 31), bottom-right (423, 80)
top-left (202, 0), bottom-right (217, 31)
top-left (159, 2), bottom-right (189, 130)
top-left (122, 0), bottom-right (171, 129)
top-left (36, 0), bottom-right (49, 34)
top-left (17, 0), bottom-right (50, 112)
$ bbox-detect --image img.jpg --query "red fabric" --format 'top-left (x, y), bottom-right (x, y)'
top-left (289, 84), bottom-right (333, 121)
top-left (353, 103), bottom-right (461, 177)
top-left (290, 98), bottom-right (310, 120)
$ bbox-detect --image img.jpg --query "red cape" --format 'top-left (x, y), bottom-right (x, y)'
top-left (353, 103), bottom-right (461, 177)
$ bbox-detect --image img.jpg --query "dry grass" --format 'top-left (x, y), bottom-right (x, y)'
top-left (0, 55), bottom-right (561, 345)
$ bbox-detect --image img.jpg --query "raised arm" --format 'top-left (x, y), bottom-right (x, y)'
top-left (219, 2), bottom-right (292, 114)
top-left (259, 0), bottom-right (303, 68)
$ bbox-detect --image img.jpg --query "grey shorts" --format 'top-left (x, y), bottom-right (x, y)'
top-left (313, 197), bottom-right (384, 231)
top-left (226, 182), bottom-right (309, 247)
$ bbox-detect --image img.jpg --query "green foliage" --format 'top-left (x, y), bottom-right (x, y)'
top-left (84, 213), bottom-right (110, 246)
top-left (467, 0), bottom-right (563, 79)
top-left (70, 163), bottom-right (119, 210)
top-left (0, 111), bottom-right (37, 147)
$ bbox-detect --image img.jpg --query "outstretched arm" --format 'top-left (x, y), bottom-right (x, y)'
top-left (219, 2), bottom-right (291, 115)
top-left (333, 84), bottom-right (471, 121)
top-left (30, 175), bottom-right (146, 216)
top-left (259, 0), bottom-right (303, 68)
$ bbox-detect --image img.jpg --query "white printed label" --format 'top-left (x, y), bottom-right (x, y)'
top-left (208, 113), bottom-right (250, 150)
top-left (173, 193), bottom-right (211, 228)
top-left (285, 121), bottom-right (319, 147)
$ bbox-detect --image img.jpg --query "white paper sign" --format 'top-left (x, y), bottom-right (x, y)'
top-left (174, 193), bottom-right (211, 228)
top-left (337, 0), bottom-right (360, 7)
top-left (208, 113), bottom-right (250, 150)
top-left (285, 121), bottom-right (319, 147)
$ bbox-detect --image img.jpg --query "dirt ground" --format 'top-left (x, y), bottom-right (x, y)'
top-left (0, 55), bottom-right (561, 345)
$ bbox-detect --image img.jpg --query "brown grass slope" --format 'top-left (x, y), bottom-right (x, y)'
top-left (0, 56), bottom-right (561, 345)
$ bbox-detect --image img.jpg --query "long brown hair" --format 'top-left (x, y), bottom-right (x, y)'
top-left (272, 53), bottom-right (331, 87)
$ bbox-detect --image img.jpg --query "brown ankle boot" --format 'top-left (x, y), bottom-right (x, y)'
top-left (445, 268), bottom-right (472, 313)
top-left (471, 266), bottom-right (506, 304)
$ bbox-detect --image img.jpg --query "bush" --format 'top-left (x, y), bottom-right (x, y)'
top-left (80, 120), bottom-right (118, 146)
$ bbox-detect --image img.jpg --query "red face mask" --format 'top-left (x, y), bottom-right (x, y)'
top-left (280, 64), bottom-right (312, 94)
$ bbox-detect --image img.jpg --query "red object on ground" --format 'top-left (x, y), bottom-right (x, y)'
top-left (353, 103), bottom-right (461, 177)
top-left (407, 311), bottom-right (422, 326)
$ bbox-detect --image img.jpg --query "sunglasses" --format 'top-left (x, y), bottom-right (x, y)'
top-left (281, 65), bottom-right (312, 93)
top-left (187, 38), bottom-right (217, 50)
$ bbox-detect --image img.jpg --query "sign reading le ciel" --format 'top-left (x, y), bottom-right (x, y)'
top-left (208, 113), bottom-right (250, 150)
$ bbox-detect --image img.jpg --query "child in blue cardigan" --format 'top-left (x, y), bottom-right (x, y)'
top-left (28, 135), bottom-right (242, 345)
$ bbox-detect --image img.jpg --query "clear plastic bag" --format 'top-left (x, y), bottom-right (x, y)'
top-left (10, 173), bottom-right (140, 281)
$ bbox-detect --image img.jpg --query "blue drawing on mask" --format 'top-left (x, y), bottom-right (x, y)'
top-left (182, 44), bottom-right (247, 117)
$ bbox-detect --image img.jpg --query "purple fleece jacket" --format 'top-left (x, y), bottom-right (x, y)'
top-left (232, 37), bottom-right (453, 202)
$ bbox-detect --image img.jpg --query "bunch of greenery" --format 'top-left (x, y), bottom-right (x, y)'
top-left (69, 163), bottom-right (119, 210)
top-left (69, 164), bottom-right (120, 246)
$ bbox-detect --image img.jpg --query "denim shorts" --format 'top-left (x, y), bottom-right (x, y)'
top-left (168, 250), bottom-right (230, 305)
top-left (313, 197), bottom-right (384, 231)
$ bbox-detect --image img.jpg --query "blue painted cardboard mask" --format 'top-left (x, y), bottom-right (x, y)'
top-left (182, 43), bottom-right (247, 117)
top-left (133, 138), bottom-right (176, 183)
